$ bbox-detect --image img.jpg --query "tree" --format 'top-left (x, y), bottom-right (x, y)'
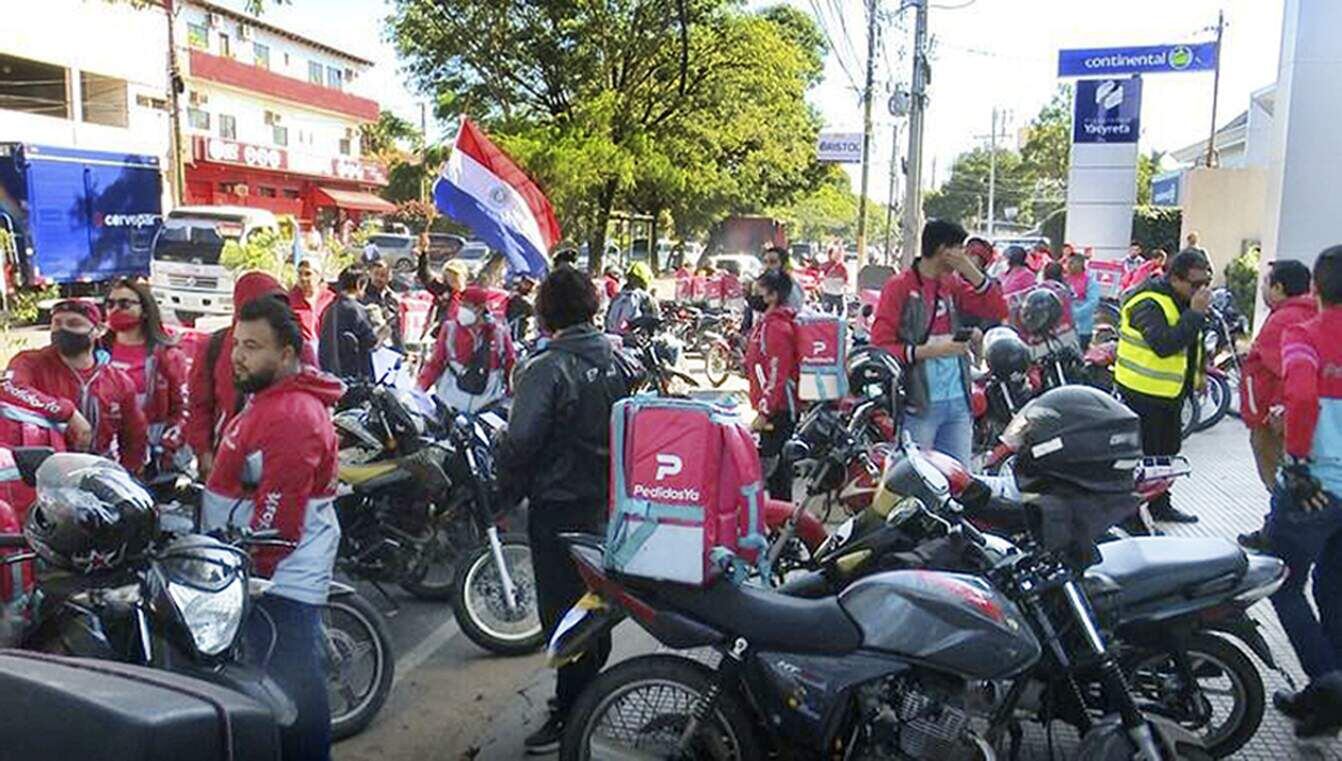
top-left (772, 166), bottom-right (888, 247)
top-left (389, 0), bottom-right (827, 272)
top-left (1135, 150), bottom-right (1164, 207)
top-left (1019, 84), bottom-right (1073, 222)
top-left (922, 147), bottom-right (1031, 228)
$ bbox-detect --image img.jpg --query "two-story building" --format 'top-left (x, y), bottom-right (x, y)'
top-left (175, 0), bottom-right (393, 230)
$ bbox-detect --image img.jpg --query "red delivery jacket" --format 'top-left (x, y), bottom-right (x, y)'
top-left (105, 337), bottom-right (191, 452)
top-left (4, 346), bottom-right (147, 472)
top-left (1241, 294), bottom-right (1316, 428)
top-left (289, 284), bottom-right (336, 347)
top-left (745, 307), bottom-right (798, 419)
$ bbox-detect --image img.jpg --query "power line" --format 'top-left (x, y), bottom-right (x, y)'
top-left (808, 0), bottom-right (861, 91)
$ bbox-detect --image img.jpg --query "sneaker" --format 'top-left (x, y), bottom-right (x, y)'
top-left (1274, 688), bottom-right (1313, 721)
top-left (1237, 528), bottom-right (1272, 552)
top-left (1151, 506), bottom-right (1199, 524)
top-left (525, 712), bottom-right (564, 755)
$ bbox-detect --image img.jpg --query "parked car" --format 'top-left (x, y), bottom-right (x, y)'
top-left (428, 233), bottom-right (466, 259)
top-left (994, 235), bottom-right (1049, 254)
top-left (365, 233), bottom-right (418, 272)
top-left (708, 253), bottom-right (763, 281)
top-left (455, 240), bottom-right (491, 275)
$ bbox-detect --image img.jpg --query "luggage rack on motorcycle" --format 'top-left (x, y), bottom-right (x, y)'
top-left (1135, 455), bottom-right (1192, 484)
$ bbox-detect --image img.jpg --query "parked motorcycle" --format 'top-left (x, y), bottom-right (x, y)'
top-left (548, 436), bottom-right (1214, 760)
top-left (702, 312), bottom-right (746, 388)
top-left (1082, 334), bottom-right (1203, 440)
top-left (1204, 289), bottom-right (1249, 420)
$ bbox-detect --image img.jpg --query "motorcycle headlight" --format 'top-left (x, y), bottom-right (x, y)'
top-left (161, 544), bottom-right (248, 657)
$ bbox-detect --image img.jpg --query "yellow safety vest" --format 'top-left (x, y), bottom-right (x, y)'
top-left (1115, 290), bottom-right (1203, 399)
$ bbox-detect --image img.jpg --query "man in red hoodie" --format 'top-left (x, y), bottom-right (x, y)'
top-left (872, 220), bottom-right (1007, 465)
top-left (3, 300), bottom-right (147, 478)
top-left (202, 294), bottom-right (343, 761)
top-left (186, 271), bottom-right (295, 479)
top-left (744, 269), bottom-right (799, 498)
top-left (289, 256), bottom-right (335, 353)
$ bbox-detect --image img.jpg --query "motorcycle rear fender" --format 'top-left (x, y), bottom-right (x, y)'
top-left (177, 659), bottom-right (299, 729)
top-left (1200, 609), bottom-right (1279, 670)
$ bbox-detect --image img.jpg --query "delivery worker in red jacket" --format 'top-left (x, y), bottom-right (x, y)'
top-left (289, 256), bottom-right (335, 354)
top-left (101, 278), bottom-right (190, 474)
top-left (744, 269), bottom-right (799, 499)
top-left (186, 271), bottom-right (301, 480)
top-left (1269, 245), bottom-right (1342, 727)
top-left (1237, 261), bottom-right (1316, 550)
top-left (0, 380), bottom-right (79, 518)
top-left (4, 300), bottom-right (147, 475)
top-left (872, 219), bottom-right (1007, 465)
top-left (202, 294), bottom-right (343, 761)
top-left (418, 286), bottom-right (517, 414)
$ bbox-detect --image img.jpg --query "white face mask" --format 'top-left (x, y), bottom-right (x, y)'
top-left (457, 308), bottom-right (478, 327)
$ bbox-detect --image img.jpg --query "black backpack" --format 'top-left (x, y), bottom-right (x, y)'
top-left (445, 321), bottom-right (494, 396)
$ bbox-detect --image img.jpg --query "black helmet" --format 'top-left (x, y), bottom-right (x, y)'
top-left (24, 454), bottom-right (156, 574)
top-left (847, 346), bottom-right (903, 406)
top-left (983, 326), bottom-right (1031, 377)
top-left (1002, 385), bottom-right (1141, 494)
top-left (1019, 287), bottom-right (1063, 336)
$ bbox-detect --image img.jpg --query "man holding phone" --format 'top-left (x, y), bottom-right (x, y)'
top-left (872, 219), bottom-right (1008, 465)
top-left (1114, 248), bottom-right (1214, 524)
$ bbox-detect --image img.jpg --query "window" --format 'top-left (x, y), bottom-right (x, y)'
top-left (218, 114), bottom-right (236, 139)
top-left (258, 187), bottom-right (277, 198)
top-left (273, 125), bottom-right (288, 146)
top-left (326, 66), bottom-right (342, 90)
top-left (218, 33), bottom-right (231, 58)
top-left (79, 71), bottom-right (128, 127)
top-left (339, 138), bottom-right (351, 156)
top-left (308, 61), bottom-right (323, 85)
top-left (253, 43), bottom-right (270, 69)
top-left (282, 188), bottom-right (301, 199)
top-left (186, 107), bottom-right (210, 130)
top-left (0, 53), bottom-right (69, 118)
top-left (187, 22), bottom-right (208, 49)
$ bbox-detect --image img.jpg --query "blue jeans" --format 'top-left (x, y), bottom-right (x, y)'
top-left (1267, 486), bottom-right (1342, 680)
top-left (903, 398), bottom-right (974, 466)
top-left (245, 594), bottom-right (331, 761)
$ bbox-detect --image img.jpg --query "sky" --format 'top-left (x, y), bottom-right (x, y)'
top-left (226, 0), bottom-right (1285, 204)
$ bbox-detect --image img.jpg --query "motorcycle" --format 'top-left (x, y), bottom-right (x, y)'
top-left (623, 315), bottom-right (700, 397)
top-left (703, 312), bottom-right (746, 388)
top-left (548, 436), bottom-right (1214, 760)
top-left (1082, 334), bottom-right (1203, 440)
top-left (1203, 289), bottom-right (1249, 420)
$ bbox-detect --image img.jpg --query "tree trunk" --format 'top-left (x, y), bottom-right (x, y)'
top-left (588, 177), bottom-right (620, 275)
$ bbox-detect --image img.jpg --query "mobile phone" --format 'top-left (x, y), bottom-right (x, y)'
top-left (953, 327), bottom-right (973, 342)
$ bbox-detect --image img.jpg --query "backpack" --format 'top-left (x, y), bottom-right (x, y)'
top-left (605, 397), bottom-right (768, 586)
top-left (794, 310), bottom-right (849, 401)
top-left (444, 320), bottom-right (498, 396)
top-left (604, 290), bottom-right (644, 335)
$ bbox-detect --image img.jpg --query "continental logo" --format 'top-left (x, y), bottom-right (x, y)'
top-left (632, 483), bottom-right (701, 503)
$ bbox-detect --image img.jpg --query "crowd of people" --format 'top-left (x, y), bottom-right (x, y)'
top-left (1, 216), bottom-right (1340, 757)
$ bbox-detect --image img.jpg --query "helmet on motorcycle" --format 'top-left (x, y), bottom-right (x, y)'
top-left (24, 453), bottom-right (156, 574)
top-left (983, 326), bottom-right (1031, 376)
top-left (1001, 385), bottom-right (1142, 494)
top-left (846, 346), bottom-right (903, 409)
top-left (1018, 288), bottom-right (1063, 337)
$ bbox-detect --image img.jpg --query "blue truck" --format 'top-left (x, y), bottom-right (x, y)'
top-left (0, 143), bottom-right (162, 291)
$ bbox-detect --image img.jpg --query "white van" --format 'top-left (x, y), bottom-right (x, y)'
top-left (149, 206), bottom-right (279, 324)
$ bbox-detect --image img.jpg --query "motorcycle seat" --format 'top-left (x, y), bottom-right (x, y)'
top-left (339, 461), bottom-right (410, 490)
top-left (634, 575), bottom-right (863, 655)
top-left (1089, 537), bottom-right (1247, 609)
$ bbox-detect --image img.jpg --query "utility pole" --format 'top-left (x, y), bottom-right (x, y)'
top-left (164, 0), bottom-right (185, 204)
top-left (899, 0), bottom-right (928, 267)
top-left (855, 0), bottom-right (878, 269)
top-left (1204, 10), bottom-right (1226, 168)
top-left (883, 121), bottom-right (901, 264)
top-left (987, 106), bottom-right (997, 238)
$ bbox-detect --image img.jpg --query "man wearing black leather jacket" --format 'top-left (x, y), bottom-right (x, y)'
top-left (496, 266), bottom-right (635, 754)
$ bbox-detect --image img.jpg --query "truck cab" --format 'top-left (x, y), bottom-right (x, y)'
top-left (149, 206), bottom-right (279, 325)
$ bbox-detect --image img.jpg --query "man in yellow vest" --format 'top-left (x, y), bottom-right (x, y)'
top-left (1115, 248), bottom-right (1214, 523)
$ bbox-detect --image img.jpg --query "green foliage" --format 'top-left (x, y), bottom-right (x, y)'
top-left (1224, 247), bottom-right (1260, 324)
top-left (773, 166), bottom-right (888, 245)
top-left (1135, 151), bottom-right (1164, 207)
top-left (1130, 205), bottom-right (1182, 255)
top-left (1018, 84), bottom-right (1072, 222)
top-left (2, 284), bottom-right (59, 327)
top-left (388, 200), bottom-right (438, 233)
top-left (221, 228), bottom-right (291, 282)
top-left (923, 147), bottom-right (1032, 228)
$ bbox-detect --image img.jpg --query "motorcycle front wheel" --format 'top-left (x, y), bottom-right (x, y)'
top-left (399, 513), bottom-right (480, 601)
top-left (1181, 396), bottom-right (1201, 439)
top-left (325, 592), bottom-right (396, 740)
top-left (1126, 633), bottom-right (1264, 759)
top-left (452, 533), bottom-right (543, 655)
top-left (1192, 375), bottom-right (1231, 434)
top-left (560, 654), bottom-right (761, 761)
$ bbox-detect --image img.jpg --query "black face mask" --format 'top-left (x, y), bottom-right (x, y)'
top-left (746, 294), bottom-right (768, 313)
top-left (234, 367), bottom-right (276, 395)
top-left (52, 330), bottom-right (93, 358)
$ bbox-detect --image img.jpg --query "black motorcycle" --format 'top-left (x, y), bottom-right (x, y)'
top-left (549, 437), bottom-right (1213, 760)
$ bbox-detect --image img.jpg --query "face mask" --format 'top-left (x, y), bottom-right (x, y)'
top-left (746, 295), bottom-right (768, 313)
top-left (52, 330), bottom-right (93, 358)
top-left (457, 308), bottom-right (478, 327)
top-left (107, 311), bottom-right (141, 332)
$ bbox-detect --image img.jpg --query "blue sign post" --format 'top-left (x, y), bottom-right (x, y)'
top-left (1073, 78), bottom-right (1143, 144)
top-left (1151, 171), bottom-right (1182, 207)
top-left (1058, 42), bottom-right (1219, 77)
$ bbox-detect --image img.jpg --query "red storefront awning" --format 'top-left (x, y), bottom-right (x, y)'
top-left (312, 186), bottom-right (396, 214)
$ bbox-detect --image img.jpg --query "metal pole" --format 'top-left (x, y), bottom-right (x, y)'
top-left (164, 0), bottom-right (185, 204)
top-left (884, 121), bottom-right (900, 263)
top-left (987, 106), bottom-right (997, 238)
top-left (1204, 10), bottom-right (1225, 168)
top-left (900, 0), bottom-right (928, 267)
top-left (855, 0), bottom-right (878, 270)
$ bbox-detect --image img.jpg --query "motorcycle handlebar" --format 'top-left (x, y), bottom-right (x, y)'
top-left (0, 534), bottom-right (26, 549)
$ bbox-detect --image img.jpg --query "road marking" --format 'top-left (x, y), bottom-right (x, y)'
top-left (392, 616), bottom-right (461, 689)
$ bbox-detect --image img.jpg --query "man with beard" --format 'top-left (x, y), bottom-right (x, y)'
top-left (2, 300), bottom-right (146, 475)
top-left (202, 295), bottom-right (343, 761)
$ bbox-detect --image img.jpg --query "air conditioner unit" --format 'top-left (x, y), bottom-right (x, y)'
top-left (238, 24), bottom-right (253, 40)
top-left (205, 12), bottom-right (221, 28)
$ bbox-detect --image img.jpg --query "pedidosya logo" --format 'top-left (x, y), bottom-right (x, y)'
top-left (1169, 45), bottom-right (1194, 70)
top-left (632, 453), bottom-right (700, 502)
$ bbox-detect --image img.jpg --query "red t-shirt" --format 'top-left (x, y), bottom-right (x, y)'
top-left (108, 342), bottom-right (149, 394)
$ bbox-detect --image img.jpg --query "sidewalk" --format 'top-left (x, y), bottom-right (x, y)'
top-left (469, 417), bottom-right (1342, 760)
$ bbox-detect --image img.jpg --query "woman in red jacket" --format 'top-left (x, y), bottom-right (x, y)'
top-left (102, 278), bottom-right (190, 474)
top-left (744, 269), bottom-right (798, 499)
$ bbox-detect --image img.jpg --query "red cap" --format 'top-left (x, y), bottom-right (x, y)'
top-left (51, 299), bottom-right (102, 326)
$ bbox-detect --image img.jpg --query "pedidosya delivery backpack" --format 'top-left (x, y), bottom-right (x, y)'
top-left (794, 310), bottom-right (849, 401)
top-left (606, 397), bottom-right (769, 586)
